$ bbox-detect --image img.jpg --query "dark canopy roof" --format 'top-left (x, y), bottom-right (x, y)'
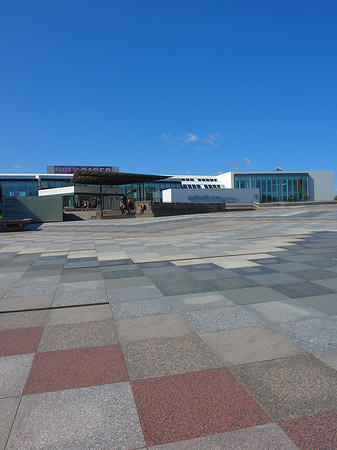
top-left (72, 169), bottom-right (170, 186)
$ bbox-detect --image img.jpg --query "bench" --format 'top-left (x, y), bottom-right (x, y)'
top-left (0, 218), bottom-right (33, 232)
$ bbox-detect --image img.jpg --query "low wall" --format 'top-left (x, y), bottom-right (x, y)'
top-left (3, 197), bottom-right (63, 222)
top-left (135, 202), bottom-right (227, 216)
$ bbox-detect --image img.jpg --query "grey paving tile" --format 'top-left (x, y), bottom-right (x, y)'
top-left (182, 306), bottom-right (269, 334)
top-left (46, 304), bottom-right (112, 325)
top-left (295, 294), bottom-right (337, 315)
top-left (274, 316), bottom-right (337, 352)
top-left (22, 269), bottom-right (62, 278)
top-left (101, 264), bottom-right (140, 273)
top-left (38, 320), bottom-right (118, 352)
top-left (156, 282), bottom-right (214, 297)
top-left (0, 310), bottom-right (48, 330)
top-left (108, 285), bottom-right (163, 303)
top-left (269, 282), bottom-right (334, 298)
top-left (151, 423), bottom-right (298, 449)
top-left (312, 277), bottom-right (337, 290)
top-left (52, 289), bottom-right (108, 307)
top-left (0, 288), bottom-right (9, 299)
top-left (166, 292), bottom-right (235, 312)
top-left (231, 266), bottom-right (277, 276)
top-left (140, 266), bottom-right (185, 275)
top-left (116, 313), bottom-right (194, 343)
top-left (205, 277), bottom-right (260, 291)
top-left (0, 397), bottom-right (20, 450)
top-left (291, 268), bottom-right (337, 281)
top-left (201, 326), bottom-right (306, 366)
top-left (4, 283), bottom-right (57, 298)
top-left (306, 259), bottom-right (337, 268)
top-left (60, 272), bottom-right (103, 283)
top-left (222, 286), bottom-right (289, 305)
top-left (314, 349), bottom-right (337, 370)
top-left (0, 294), bottom-right (54, 312)
top-left (111, 297), bottom-right (173, 318)
top-left (246, 274), bottom-right (305, 288)
top-left (104, 275), bottom-right (154, 289)
top-left (6, 383), bottom-right (145, 450)
top-left (231, 355), bottom-right (337, 421)
top-left (122, 334), bottom-right (223, 380)
top-left (271, 262), bottom-right (314, 272)
top-left (56, 280), bottom-right (105, 293)
top-left (102, 269), bottom-right (145, 279)
top-left (148, 273), bottom-right (197, 285)
top-left (188, 269), bottom-right (240, 281)
top-left (246, 299), bottom-right (326, 323)
top-left (0, 354), bottom-right (34, 398)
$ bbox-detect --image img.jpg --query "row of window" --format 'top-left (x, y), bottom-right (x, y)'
top-left (180, 178), bottom-right (218, 182)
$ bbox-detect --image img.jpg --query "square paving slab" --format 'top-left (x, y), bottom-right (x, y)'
top-left (201, 326), bottom-right (306, 366)
top-left (0, 397), bottom-right (20, 450)
top-left (150, 423), bottom-right (298, 449)
top-left (6, 383), bottom-right (145, 450)
top-left (0, 327), bottom-right (43, 356)
top-left (24, 345), bottom-right (128, 394)
top-left (132, 368), bottom-right (270, 446)
top-left (279, 410), bottom-right (337, 450)
top-left (122, 334), bottom-right (223, 380)
top-left (0, 354), bottom-right (34, 397)
top-left (231, 355), bottom-right (337, 421)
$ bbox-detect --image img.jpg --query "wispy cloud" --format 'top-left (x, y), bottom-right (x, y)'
top-left (227, 157), bottom-right (252, 167)
top-left (14, 164), bottom-right (22, 169)
top-left (162, 132), bottom-right (223, 151)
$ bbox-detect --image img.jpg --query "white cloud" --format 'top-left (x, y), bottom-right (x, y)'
top-left (184, 133), bottom-right (199, 143)
top-left (162, 132), bottom-right (223, 151)
top-left (14, 164), bottom-right (22, 169)
top-left (227, 157), bottom-right (252, 167)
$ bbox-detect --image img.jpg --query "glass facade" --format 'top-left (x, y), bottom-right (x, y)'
top-left (234, 173), bottom-right (309, 202)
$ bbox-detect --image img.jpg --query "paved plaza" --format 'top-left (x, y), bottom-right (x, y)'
top-left (1, 204), bottom-right (337, 449)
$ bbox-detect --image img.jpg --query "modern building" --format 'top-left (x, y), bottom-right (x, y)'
top-left (0, 166), bottom-right (334, 217)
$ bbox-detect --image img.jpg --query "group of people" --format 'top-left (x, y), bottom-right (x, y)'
top-left (120, 199), bottom-right (132, 215)
top-left (80, 199), bottom-right (101, 210)
top-left (120, 200), bottom-right (147, 215)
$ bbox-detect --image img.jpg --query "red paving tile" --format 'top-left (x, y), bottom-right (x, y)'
top-left (279, 410), bottom-right (337, 450)
top-left (0, 327), bottom-right (43, 357)
top-left (132, 367), bottom-right (271, 446)
top-left (24, 344), bottom-right (128, 394)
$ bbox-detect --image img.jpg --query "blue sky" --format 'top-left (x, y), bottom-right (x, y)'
top-left (0, 0), bottom-right (336, 187)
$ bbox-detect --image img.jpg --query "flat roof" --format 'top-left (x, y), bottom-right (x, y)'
top-left (71, 169), bottom-right (170, 185)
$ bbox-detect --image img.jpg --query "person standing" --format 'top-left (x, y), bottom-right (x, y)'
top-left (120, 202), bottom-right (125, 215)
top-left (127, 199), bottom-right (131, 214)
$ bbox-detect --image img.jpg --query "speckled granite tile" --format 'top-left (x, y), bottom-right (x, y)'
top-left (314, 349), bottom-right (337, 370)
top-left (274, 316), bottom-right (337, 352)
top-left (38, 320), bottom-right (118, 352)
top-left (156, 281), bottom-right (213, 297)
top-left (122, 334), bottom-right (223, 380)
top-left (242, 272), bottom-right (304, 286)
top-left (182, 306), bottom-right (268, 333)
top-left (166, 292), bottom-right (235, 311)
top-left (46, 304), bottom-right (112, 325)
top-left (0, 354), bottom-right (34, 397)
top-left (52, 289), bottom-right (108, 307)
top-left (0, 397), bottom-right (20, 450)
top-left (204, 277), bottom-right (259, 291)
top-left (247, 299), bottom-right (326, 323)
top-left (222, 286), bottom-right (289, 305)
top-left (0, 310), bottom-right (48, 330)
top-left (295, 294), bottom-right (337, 315)
top-left (117, 313), bottom-right (194, 343)
top-left (108, 285), bottom-right (163, 303)
top-left (0, 294), bottom-right (54, 312)
top-left (4, 283), bottom-right (57, 298)
top-left (132, 368), bottom-right (270, 446)
top-left (232, 355), bottom-right (337, 421)
top-left (279, 410), bottom-right (337, 450)
top-left (201, 326), bottom-right (306, 366)
top-left (104, 275), bottom-right (154, 289)
top-left (150, 423), bottom-right (298, 449)
top-left (7, 383), bottom-right (145, 450)
top-left (0, 327), bottom-right (43, 356)
top-left (0, 288), bottom-right (8, 299)
top-left (111, 297), bottom-right (173, 318)
top-left (269, 282), bottom-right (334, 299)
top-left (25, 345), bottom-right (128, 394)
